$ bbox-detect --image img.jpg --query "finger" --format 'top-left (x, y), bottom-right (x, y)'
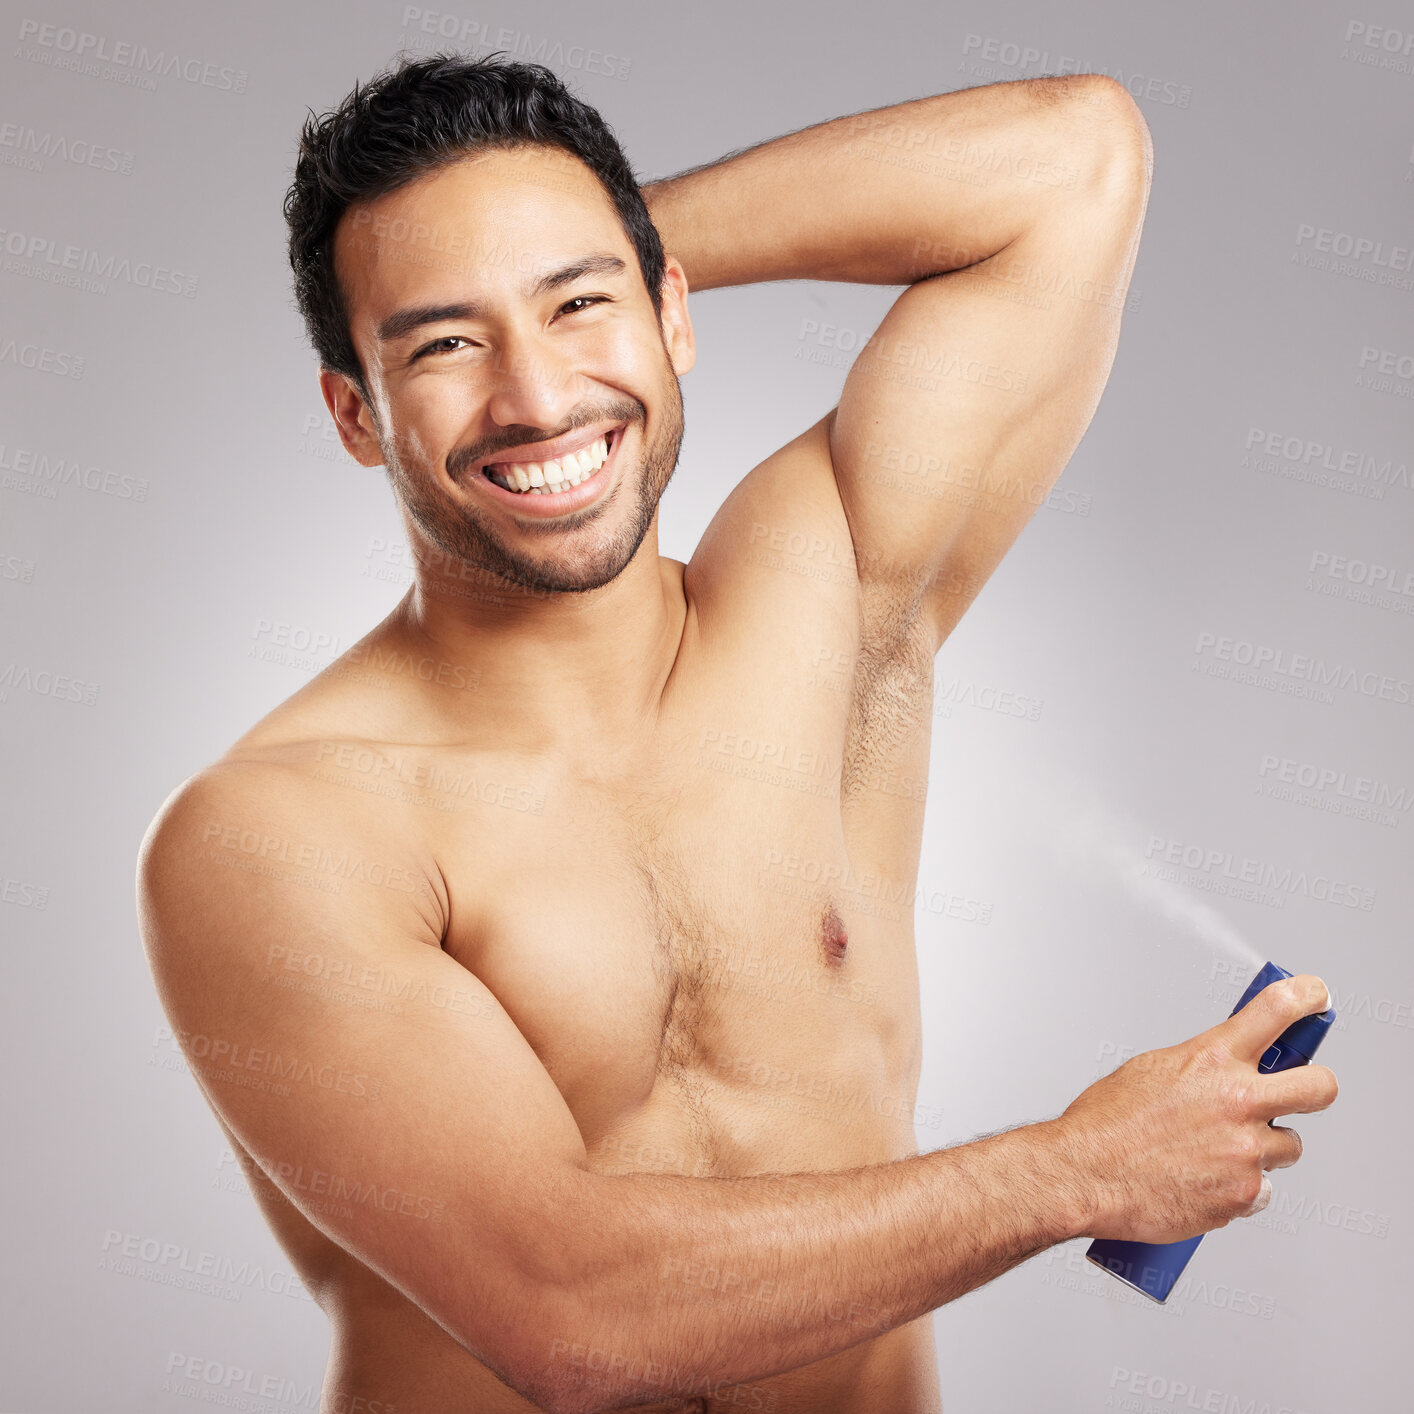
top-left (1241, 1173), bottom-right (1273, 1217)
top-left (1262, 1124), bottom-right (1303, 1171)
top-left (1218, 973), bottom-right (1332, 1065)
top-left (1249, 1063), bottom-right (1339, 1120)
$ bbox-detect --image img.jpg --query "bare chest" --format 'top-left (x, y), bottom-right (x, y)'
top-left (434, 634), bottom-right (935, 1175)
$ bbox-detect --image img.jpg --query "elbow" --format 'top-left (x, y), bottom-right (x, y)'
top-left (1069, 74), bottom-right (1154, 200)
top-left (512, 1368), bottom-right (596, 1414)
top-left (490, 1277), bottom-right (605, 1414)
top-left (524, 1382), bottom-right (616, 1414)
top-left (507, 1306), bottom-right (631, 1414)
top-left (497, 1179), bottom-right (635, 1414)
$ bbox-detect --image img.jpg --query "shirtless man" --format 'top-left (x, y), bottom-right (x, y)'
top-left (137, 52), bottom-right (1338, 1414)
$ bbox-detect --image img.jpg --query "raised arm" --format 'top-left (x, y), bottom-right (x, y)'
top-left (644, 75), bottom-right (1153, 650)
top-left (138, 765), bottom-right (1332, 1414)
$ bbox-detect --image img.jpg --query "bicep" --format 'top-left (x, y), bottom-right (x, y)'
top-left (137, 770), bottom-right (587, 1391)
top-left (829, 113), bottom-right (1150, 650)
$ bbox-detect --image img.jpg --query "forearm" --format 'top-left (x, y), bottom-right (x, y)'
top-left (528, 1118), bottom-right (1089, 1414)
top-left (643, 75), bottom-right (1145, 293)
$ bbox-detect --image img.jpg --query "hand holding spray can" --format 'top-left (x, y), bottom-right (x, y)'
top-left (1085, 962), bottom-right (1336, 1303)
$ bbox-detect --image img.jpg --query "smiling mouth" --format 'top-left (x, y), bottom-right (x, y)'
top-left (480, 426), bottom-right (621, 495)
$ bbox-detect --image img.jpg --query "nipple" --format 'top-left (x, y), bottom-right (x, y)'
top-left (821, 901), bottom-right (848, 965)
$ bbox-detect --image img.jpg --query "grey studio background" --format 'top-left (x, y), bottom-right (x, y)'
top-left (2, 0), bottom-right (1410, 1409)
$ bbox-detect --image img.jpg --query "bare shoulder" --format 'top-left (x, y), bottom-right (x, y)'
top-left (137, 754), bottom-right (449, 986)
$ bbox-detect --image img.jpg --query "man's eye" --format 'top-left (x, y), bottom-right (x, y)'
top-left (415, 336), bottom-right (470, 359)
top-left (558, 295), bottom-right (610, 317)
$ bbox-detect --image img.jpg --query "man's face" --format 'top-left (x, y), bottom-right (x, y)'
top-left (326, 144), bottom-right (694, 596)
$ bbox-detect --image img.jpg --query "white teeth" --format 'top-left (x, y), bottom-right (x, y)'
top-left (487, 433), bottom-right (611, 493)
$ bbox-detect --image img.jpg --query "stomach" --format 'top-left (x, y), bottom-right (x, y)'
top-left (263, 1086), bottom-right (939, 1414)
top-left (317, 1283), bottom-right (939, 1414)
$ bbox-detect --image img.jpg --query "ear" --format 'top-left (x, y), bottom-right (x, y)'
top-left (319, 368), bottom-right (385, 468)
top-left (656, 255), bottom-right (696, 377)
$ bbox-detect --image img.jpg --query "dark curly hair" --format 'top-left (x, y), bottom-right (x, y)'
top-left (283, 50), bottom-right (666, 406)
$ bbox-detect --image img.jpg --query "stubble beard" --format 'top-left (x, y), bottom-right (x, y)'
top-left (382, 362), bottom-right (685, 597)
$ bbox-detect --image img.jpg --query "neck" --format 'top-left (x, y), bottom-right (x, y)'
top-left (388, 522), bottom-right (684, 759)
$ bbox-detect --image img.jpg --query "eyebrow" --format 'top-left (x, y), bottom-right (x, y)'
top-left (374, 253), bottom-right (629, 344)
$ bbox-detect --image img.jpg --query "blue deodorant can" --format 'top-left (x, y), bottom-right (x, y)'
top-left (1084, 961), bottom-right (1335, 1303)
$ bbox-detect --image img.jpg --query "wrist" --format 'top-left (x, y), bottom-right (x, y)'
top-left (1026, 1117), bottom-right (1101, 1243)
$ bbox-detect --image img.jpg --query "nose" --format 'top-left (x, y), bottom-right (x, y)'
top-left (483, 322), bottom-right (584, 434)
